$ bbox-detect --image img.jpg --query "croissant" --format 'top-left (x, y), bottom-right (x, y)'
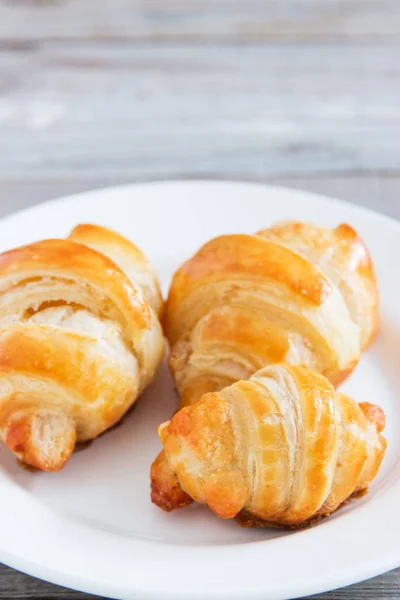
top-left (158, 364), bottom-right (386, 528)
top-left (0, 224), bottom-right (165, 471)
top-left (151, 221), bottom-right (378, 510)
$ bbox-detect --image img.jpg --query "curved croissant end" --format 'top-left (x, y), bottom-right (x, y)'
top-left (157, 365), bottom-right (386, 528)
top-left (0, 224), bottom-right (164, 471)
top-left (150, 449), bottom-right (193, 511)
top-left (4, 409), bottom-right (76, 471)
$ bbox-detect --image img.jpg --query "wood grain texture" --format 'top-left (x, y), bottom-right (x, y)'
top-left (0, 0), bottom-right (400, 42)
top-left (0, 42), bottom-right (399, 179)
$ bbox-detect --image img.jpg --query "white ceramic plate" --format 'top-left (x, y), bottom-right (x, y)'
top-left (0, 181), bottom-right (399, 600)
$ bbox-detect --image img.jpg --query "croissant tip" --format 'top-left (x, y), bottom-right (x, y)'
top-left (4, 410), bottom-right (76, 472)
top-left (150, 481), bottom-right (193, 512)
top-left (150, 450), bottom-right (193, 512)
top-left (157, 421), bottom-right (169, 443)
top-left (359, 402), bottom-right (386, 433)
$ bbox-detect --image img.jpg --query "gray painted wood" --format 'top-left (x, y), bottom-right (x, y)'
top-left (1, 0), bottom-right (400, 41)
top-left (0, 42), bottom-right (399, 179)
top-left (0, 0), bottom-right (399, 598)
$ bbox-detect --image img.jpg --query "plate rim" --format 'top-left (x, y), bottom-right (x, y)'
top-left (0, 179), bottom-right (399, 600)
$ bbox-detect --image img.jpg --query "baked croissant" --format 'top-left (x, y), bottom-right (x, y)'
top-left (158, 364), bottom-right (386, 528)
top-left (151, 221), bottom-right (378, 510)
top-left (166, 221), bottom-right (378, 404)
top-left (0, 224), bottom-right (164, 471)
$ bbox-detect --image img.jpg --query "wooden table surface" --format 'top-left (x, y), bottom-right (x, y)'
top-left (0, 1), bottom-right (399, 599)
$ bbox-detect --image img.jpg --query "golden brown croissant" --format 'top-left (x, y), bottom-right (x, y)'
top-left (0, 224), bottom-right (164, 471)
top-left (166, 221), bottom-right (377, 403)
top-left (151, 221), bottom-right (378, 510)
top-left (158, 364), bottom-right (386, 528)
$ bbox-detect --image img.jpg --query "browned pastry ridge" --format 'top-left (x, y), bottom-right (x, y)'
top-left (158, 364), bottom-right (386, 528)
top-left (151, 221), bottom-right (379, 512)
top-left (0, 224), bottom-right (165, 471)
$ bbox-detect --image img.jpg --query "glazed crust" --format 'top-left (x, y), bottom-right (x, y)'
top-left (158, 364), bottom-right (386, 527)
top-left (257, 222), bottom-right (379, 349)
top-left (69, 223), bottom-right (163, 318)
top-left (0, 224), bottom-right (165, 471)
top-left (164, 222), bottom-right (378, 409)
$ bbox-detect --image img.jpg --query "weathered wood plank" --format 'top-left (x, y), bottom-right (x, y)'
top-left (0, 562), bottom-right (399, 599)
top-left (0, 0), bottom-right (399, 42)
top-left (1, 176), bottom-right (400, 220)
top-left (0, 563), bottom-right (101, 599)
top-left (0, 42), bottom-right (399, 179)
